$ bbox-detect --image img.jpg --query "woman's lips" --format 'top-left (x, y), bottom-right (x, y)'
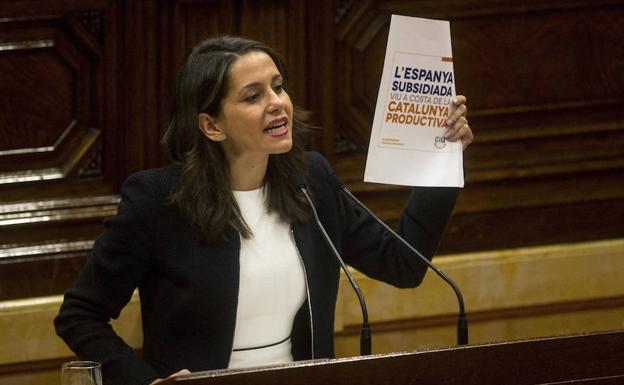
top-left (265, 124), bottom-right (288, 137)
top-left (264, 117), bottom-right (289, 137)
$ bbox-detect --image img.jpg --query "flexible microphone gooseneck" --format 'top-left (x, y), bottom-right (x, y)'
top-left (326, 173), bottom-right (468, 346)
top-left (292, 176), bottom-right (372, 356)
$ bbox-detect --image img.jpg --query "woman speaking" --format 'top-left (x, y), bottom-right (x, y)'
top-left (54, 36), bottom-right (473, 385)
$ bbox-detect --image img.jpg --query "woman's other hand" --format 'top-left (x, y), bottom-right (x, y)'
top-left (445, 95), bottom-right (474, 150)
top-left (149, 369), bottom-right (191, 385)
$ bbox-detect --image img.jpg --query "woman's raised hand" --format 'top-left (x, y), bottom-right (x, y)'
top-left (445, 95), bottom-right (473, 150)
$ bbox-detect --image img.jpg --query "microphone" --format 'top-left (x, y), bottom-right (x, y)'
top-left (291, 175), bottom-right (372, 356)
top-left (326, 173), bottom-right (469, 346)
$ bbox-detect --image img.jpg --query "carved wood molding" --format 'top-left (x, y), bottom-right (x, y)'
top-left (0, 194), bottom-right (118, 299)
top-left (0, 9), bottom-right (106, 185)
top-left (0, 240), bottom-right (94, 263)
top-left (0, 195), bottom-right (118, 228)
top-left (0, 128), bottom-right (102, 184)
top-left (73, 10), bottom-right (104, 43)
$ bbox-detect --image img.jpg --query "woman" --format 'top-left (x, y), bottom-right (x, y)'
top-left (55, 36), bottom-right (473, 385)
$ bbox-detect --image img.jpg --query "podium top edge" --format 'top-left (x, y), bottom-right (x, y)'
top-left (175, 329), bottom-right (624, 382)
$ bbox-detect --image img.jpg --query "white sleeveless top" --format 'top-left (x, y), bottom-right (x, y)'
top-left (228, 188), bottom-right (307, 369)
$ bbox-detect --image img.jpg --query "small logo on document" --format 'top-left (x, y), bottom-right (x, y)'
top-left (434, 136), bottom-right (446, 149)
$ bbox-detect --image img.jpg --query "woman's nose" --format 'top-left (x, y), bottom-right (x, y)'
top-left (266, 89), bottom-right (284, 112)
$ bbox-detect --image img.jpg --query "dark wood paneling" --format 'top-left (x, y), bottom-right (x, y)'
top-left (450, 6), bottom-right (624, 109)
top-left (0, 0), bottom-right (117, 300)
top-left (0, 12), bottom-right (104, 179)
top-left (0, 253), bottom-right (89, 300)
top-left (115, 0), bottom-right (160, 176)
top-left (303, 0), bottom-right (337, 156)
top-left (0, 47), bottom-right (73, 151)
top-left (0, 195), bottom-right (117, 300)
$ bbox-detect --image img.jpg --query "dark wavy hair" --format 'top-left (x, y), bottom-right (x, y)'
top-left (162, 36), bottom-right (311, 244)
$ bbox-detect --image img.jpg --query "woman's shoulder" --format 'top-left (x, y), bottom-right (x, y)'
top-left (304, 151), bottom-right (333, 175)
top-left (121, 163), bottom-right (182, 203)
top-left (125, 162), bottom-right (182, 184)
top-left (303, 151), bottom-right (337, 198)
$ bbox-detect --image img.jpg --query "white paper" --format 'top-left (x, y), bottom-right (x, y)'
top-left (364, 15), bottom-right (464, 187)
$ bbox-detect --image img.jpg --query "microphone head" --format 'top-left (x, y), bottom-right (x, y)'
top-left (289, 174), bottom-right (307, 191)
top-left (327, 172), bottom-right (346, 191)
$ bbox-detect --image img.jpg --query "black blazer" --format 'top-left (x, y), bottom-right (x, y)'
top-left (54, 152), bottom-right (459, 385)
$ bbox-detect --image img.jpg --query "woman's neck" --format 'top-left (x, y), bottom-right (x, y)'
top-left (227, 154), bottom-right (269, 191)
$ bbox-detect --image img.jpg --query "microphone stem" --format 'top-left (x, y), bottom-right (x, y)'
top-left (299, 187), bottom-right (372, 355)
top-left (340, 187), bottom-right (468, 346)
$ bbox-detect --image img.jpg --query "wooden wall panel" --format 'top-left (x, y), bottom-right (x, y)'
top-left (180, 1), bottom-right (238, 50)
top-left (0, 46), bottom-right (74, 151)
top-left (116, 1), bottom-right (161, 176)
top-left (0, 1), bottom-right (117, 300)
top-left (304, 0), bottom-right (336, 157)
top-left (0, 14), bottom-right (104, 181)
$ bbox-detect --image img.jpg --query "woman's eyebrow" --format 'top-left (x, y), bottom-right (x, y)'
top-left (238, 74), bottom-right (283, 94)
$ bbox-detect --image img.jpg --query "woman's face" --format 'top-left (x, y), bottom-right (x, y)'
top-left (204, 51), bottom-right (294, 163)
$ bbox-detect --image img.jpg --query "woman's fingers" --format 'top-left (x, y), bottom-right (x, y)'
top-left (170, 369), bottom-right (191, 377)
top-left (150, 369), bottom-right (192, 385)
top-left (459, 123), bottom-right (474, 150)
top-left (452, 95), bottom-right (467, 106)
top-left (446, 98), bottom-right (467, 128)
top-left (445, 116), bottom-right (468, 140)
top-left (444, 95), bottom-right (473, 150)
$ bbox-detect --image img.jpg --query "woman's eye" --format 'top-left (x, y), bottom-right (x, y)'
top-left (244, 93), bottom-right (260, 103)
top-left (273, 84), bottom-right (284, 93)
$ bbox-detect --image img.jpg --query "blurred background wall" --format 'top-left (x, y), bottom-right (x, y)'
top-left (1, 0), bottom-right (623, 383)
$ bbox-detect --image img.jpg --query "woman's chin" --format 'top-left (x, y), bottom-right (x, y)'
top-left (270, 140), bottom-right (294, 155)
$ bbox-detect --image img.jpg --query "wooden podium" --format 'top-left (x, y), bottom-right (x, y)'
top-left (165, 330), bottom-right (624, 385)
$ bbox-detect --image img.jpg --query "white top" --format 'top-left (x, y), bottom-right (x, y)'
top-left (228, 188), bottom-right (307, 369)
